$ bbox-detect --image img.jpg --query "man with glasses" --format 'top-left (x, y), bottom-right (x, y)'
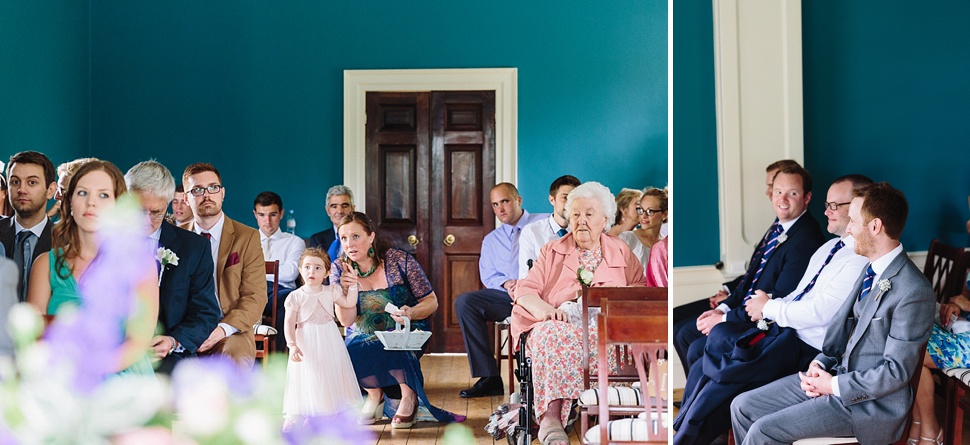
top-left (0, 151), bottom-right (57, 302)
top-left (308, 185), bottom-right (355, 261)
top-left (674, 175), bottom-right (871, 445)
top-left (181, 162), bottom-right (266, 367)
top-left (125, 161), bottom-right (219, 374)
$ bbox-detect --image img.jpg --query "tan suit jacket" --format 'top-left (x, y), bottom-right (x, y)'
top-left (182, 216), bottom-right (266, 365)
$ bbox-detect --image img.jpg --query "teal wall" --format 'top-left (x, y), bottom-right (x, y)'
top-left (87, 1), bottom-right (668, 236)
top-left (672, 0), bottom-right (718, 267)
top-left (674, 1), bottom-right (970, 267)
top-left (0, 2), bottom-right (89, 168)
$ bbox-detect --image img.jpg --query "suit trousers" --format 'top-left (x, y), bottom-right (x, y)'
top-left (731, 373), bottom-right (854, 445)
top-left (674, 315), bottom-right (706, 376)
top-left (455, 288), bottom-right (513, 377)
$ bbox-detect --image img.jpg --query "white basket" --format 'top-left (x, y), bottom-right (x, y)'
top-left (375, 316), bottom-right (432, 351)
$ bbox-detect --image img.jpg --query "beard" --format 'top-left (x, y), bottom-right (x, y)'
top-left (11, 198), bottom-right (45, 219)
top-left (195, 199), bottom-right (222, 218)
top-left (853, 230), bottom-right (874, 258)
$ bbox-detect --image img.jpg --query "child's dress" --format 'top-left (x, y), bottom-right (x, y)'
top-left (283, 284), bottom-right (362, 418)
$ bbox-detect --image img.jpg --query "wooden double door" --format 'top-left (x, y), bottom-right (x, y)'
top-left (365, 90), bottom-right (496, 353)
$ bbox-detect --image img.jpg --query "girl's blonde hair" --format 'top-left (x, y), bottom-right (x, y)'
top-left (300, 247), bottom-right (332, 272)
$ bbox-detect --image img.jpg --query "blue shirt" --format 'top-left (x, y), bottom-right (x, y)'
top-left (478, 210), bottom-right (548, 291)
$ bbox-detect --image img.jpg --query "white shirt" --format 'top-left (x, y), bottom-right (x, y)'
top-left (618, 231), bottom-right (649, 272)
top-left (828, 243), bottom-right (904, 398)
top-left (761, 235), bottom-right (868, 350)
top-left (518, 215), bottom-right (568, 279)
top-left (192, 214), bottom-right (235, 336)
top-left (260, 229), bottom-right (304, 288)
top-left (13, 216), bottom-right (48, 239)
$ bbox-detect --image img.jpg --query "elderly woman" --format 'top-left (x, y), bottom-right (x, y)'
top-left (332, 212), bottom-right (464, 429)
top-left (511, 182), bottom-right (646, 445)
top-left (619, 187), bottom-right (668, 268)
top-left (607, 188), bottom-right (643, 236)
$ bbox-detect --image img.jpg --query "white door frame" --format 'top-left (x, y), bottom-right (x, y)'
top-left (343, 68), bottom-right (518, 211)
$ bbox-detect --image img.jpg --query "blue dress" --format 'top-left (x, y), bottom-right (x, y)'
top-left (332, 248), bottom-right (461, 423)
top-left (927, 273), bottom-right (970, 369)
top-left (47, 250), bottom-right (155, 377)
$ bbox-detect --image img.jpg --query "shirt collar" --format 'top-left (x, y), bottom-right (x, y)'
top-left (149, 225), bottom-right (162, 242)
top-left (778, 210), bottom-right (805, 233)
top-left (14, 216), bottom-right (48, 238)
top-left (194, 213), bottom-right (225, 241)
top-left (546, 214), bottom-right (567, 233)
top-left (504, 210), bottom-right (533, 237)
top-left (839, 234), bottom-right (856, 249)
top-left (869, 243), bottom-right (904, 277)
top-left (260, 228), bottom-right (281, 242)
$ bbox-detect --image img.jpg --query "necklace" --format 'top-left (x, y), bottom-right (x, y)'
top-left (352, 260), bottom-right (377, 278)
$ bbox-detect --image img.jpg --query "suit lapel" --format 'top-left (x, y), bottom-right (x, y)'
top-left (218, 218), bottom-right (235, 289)
top-left (157, 223), bottom-right (178, 288)
top-left (845, 251), bottom-right (907, 356)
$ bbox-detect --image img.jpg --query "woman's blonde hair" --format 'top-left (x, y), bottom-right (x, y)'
top-left (613, 188), bottom-right (643, 225)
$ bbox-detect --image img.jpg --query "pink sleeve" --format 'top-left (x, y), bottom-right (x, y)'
top-left (645, 238), bottom-right (668, 287)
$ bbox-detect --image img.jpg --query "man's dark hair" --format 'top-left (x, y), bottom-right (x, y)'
top-left (855, 182), bottom-right (908, 241)
top-left (548, 175), bottom-right (581, 196)
top-left (254, 191), bottom-right (284, 210)
top-left (7, 151), bottom-right (56, 186)
top-left (772, 164), bottom-right (813, 196)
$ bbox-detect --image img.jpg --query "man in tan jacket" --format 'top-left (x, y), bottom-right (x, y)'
top-left (181, 162), bottom-right (266, 367)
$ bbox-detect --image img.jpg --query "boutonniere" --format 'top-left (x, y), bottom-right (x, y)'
top-left (776, 233), bottom-right (788, 245)
top-left (874, 279), bottom-right (892, 301)
top-left (157, 247), bottom-right (179, 285)
top-left (577, 267), bottom-right (594, 287)
top-left (756, 319), bottom-right (776, 331)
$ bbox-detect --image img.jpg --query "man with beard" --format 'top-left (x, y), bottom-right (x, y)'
top-left (181, 163), bottom-right (266, 367)
top-left (0, 151), bottom-right (57, 302)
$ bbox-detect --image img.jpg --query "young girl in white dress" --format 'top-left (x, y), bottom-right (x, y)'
top-left (283, 247), bottom-right (361, 428)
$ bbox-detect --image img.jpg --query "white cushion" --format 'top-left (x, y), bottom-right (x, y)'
top-left (253, 324), bottom-right (278, 336)
top-left (583, 413), bottom-right (667, 444)
top-left (944, 367), bottom-right (970, 386)
top-left (579, 386), bottom-right (642, 407)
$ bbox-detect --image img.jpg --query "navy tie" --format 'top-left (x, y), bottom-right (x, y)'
top-left (792, 240), bottom-right (844, 301)
top-left (14, 231), bottom-right (35, 302)
top-left (858, 265), bottom-right (876, 301)
top-left (732, 219), bottom-right (780, 296)
top-left (557, 228), bottom-right (568, 237)
top-left (744, 223), bottom-right (784, 300)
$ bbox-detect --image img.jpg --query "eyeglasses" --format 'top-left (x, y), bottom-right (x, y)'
top-left (188, 184), bottom-right (224, 196)
top-left (823, 201), bottom-right (851, 211)
top-left (143, 209), bottom-right (167, 221)
top-left (636, 207), bottom-right (665, 216)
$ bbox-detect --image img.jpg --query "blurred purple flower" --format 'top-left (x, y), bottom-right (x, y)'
top-left (172, 355), bottom-right (256, 398)
top-left (43, 198), bottom-right (154, 393)
top-left (282, 410), bottom-right (374, 445)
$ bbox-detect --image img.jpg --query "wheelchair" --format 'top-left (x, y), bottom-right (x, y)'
top-left (502, 332), bottom-right (578, 445)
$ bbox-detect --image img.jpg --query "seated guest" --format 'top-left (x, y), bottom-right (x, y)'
top-left (2, 151), bottom-right (58, 302)
top-left (253, 191), bottom-right (304, 351)
top-left (181, 163), bottom-right (266, 367)
top-left (518, 175), bottom-right (581, 279)
top-left (511, 181), bottom-right (645, 445)
top-left (909, 275), bottom-right (970, 444)
top-left (169, 184), bottom-right (194, 225)
top-left (673, 175), bottom-right (871, 445)
top-left (619, 187), bottom-right (668, 268)
top-left (26, 160), bottom-right (158, 376)
top-left (308, 185), bottom-right (355, 261)
top-left (674, 164), bottom-right (824, 375)
top-left (126, 160), bottom-right (220, 374)
top-left (607, 188), bottom-right (642, 236)
top-left (47, 157), bottom-right (100, 220)
top-left (456, 182), bottom-right (546, 398)
top-left (732, 182), bottom-right (935, 445)
top-left (331, 212), bottom-right (464, 428)
top-left (674, 160), bottom-right (802, 328)
top-left (646, 237), bottom-right (668, 287)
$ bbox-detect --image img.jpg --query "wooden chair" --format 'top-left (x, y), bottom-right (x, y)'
top-left (584, 312), bottom-right (667, 444)
top-left (922, 239), bottom-right (966, 303)
top-left (254, 260), bottom-right (279, 366)
top-left (943, 249), bottom-right (970, 445)
top-left (493, 317), bottom-right (515, 395)
top-left (579, 286), bottom-right (669, 436)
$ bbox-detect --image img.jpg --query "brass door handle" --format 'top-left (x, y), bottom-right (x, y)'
top-left (408, 235), bottom-right (419, 246)
top-left (443, 234), bottom-right (456, 246)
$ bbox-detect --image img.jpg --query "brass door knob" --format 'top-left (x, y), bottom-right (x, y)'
top-left (443, 234), bottom-right (456, 246)
top-left (407, 235), bottom-right (419, 246)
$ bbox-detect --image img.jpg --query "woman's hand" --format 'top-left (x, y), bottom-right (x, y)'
top-left (950, 294), bottom-right (970, 312)
top-left (537, 305), bottom-right (567, 322)
top-left (941, 303), bottom-right (962, 327)
top-left (340, 257), bottom-right (359, 291)
top-left (390, 305), bottom-right (415, 324)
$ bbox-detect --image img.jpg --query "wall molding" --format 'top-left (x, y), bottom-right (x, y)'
top-left (342, 68), bottom-right (518, 211)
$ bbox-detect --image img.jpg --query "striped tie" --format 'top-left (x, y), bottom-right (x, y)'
top-left (731, 219), bottom-right (780, 296)
top-left (792, 240), bottom-right (845, 301)
top-left (744, 223), bottom-right (784, 300)
top-left (858, 265), bottom-right (876, 301)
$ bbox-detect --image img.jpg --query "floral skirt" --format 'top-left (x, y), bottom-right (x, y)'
top-left (928, 324), bottom-right (970, 369)
top-left (524, 320), bottom-right (616, 424)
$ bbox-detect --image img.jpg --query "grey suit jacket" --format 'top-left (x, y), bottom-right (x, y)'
top-left (815, 249), bottom-right (935, 445)
top-left (0, 257), bottom-right (18, 358)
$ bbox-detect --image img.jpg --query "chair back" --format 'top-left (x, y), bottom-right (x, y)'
top-left (255, 260), bottom-right (280, 364)
top-left (596, 312), bottom-right (668, 444)
top-left (582, 286), bottom-right (668, 387)
top-left (922, 240), bottom-right (965, 303)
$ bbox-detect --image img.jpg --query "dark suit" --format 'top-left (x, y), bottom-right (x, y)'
top-left (674, 213), bottom-right (825, 374)
top-left (0, 217), bottom-right (53, 299)
top-left (156, 222), bottom-right (220, 373)
top-left (732, 248), bottom-right (936, 445)
top-left (308, 226), bottom-right (336, 251)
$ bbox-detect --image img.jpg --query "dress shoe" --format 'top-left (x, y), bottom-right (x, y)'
top-left (459, 376), bottom-right (504, 398)
top-left (391, 398), bottom-right (417, 429)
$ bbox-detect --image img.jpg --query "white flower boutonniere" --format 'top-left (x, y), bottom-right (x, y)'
top-left (157, 247), bottom-right (179, 285)
top-left (776, 233), bottom-right (788, 245)
top-left (756, 319), bottom-right (776, 331)
top-left (874, 279), bottom-right (892, 301)
top-left (577, 267), bottom-right (594, 287)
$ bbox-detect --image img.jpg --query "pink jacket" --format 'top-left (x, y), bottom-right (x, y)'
top-left (510, 233), bottom-right (646, 345)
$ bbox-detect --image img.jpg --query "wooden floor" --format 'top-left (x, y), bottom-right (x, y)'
top-left (364, 354), bottom-right (584, 444)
